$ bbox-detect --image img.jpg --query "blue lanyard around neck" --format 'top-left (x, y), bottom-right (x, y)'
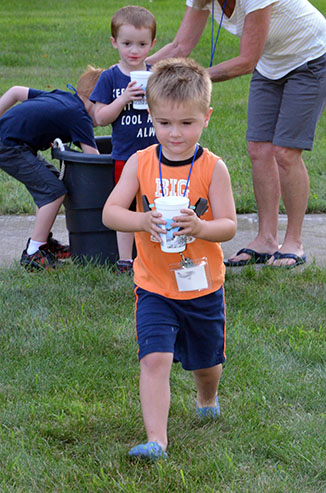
top-left (158, 144), bottom-right (199, 197)
top-left (210, 0), bottom-right (227, 67)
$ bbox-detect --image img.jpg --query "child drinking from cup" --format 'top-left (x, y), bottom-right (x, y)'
top-left (90, 5), bottom-right (158, 274)
top-left (102, 57), bottom-right (237, 460)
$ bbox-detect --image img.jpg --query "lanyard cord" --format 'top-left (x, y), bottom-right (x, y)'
top-left (158, 144), bottom-right (199, 197)
top-left (66, 84), bottom-right (78, 94)
top-left (210, 0), bottom-right (227, 67)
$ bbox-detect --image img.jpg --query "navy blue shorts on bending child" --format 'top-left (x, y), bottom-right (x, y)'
top-left (0, 141), bottom-right (67, 207)
top-left (134, 285), bottom-right (226, 371)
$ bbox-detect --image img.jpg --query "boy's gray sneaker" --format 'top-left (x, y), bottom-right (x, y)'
top-left (116, 259), bottom-right (133, 274)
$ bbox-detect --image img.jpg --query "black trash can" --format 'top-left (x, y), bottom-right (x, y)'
top-left (51, 136), bottom-right (118, 265)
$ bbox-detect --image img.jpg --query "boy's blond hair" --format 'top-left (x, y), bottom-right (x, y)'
top-left (111, 5), bottom-right (156, 41)
top-left (77, 65), bottom-right (105, 99)
top-left (147, 57), bottom-right (212, 113)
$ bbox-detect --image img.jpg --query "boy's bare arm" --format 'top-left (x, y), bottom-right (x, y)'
top-left (102, 153), bottom-right (142, 230)
top-left (102, 153), bottom-right (165, 240)
top-left (94, 81), bottom-right (144, 126)
top-left (0, 86), bottom-right (29, 117)
top-left (173, 158), bottom-right (237, 243)
top-left (94, 99), bottom-right (127, 126)
top-left (80, 143), bottom-right (99, 154)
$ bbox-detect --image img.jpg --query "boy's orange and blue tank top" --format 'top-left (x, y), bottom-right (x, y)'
top-left (134, 144), bottom-right (225, 300)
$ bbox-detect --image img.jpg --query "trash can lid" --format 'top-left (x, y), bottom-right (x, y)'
top-left (51, 147), bottom-right (113, 164)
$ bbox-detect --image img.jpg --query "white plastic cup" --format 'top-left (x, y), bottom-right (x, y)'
top-left (154, 196), bottom-right (190, 253)
top-left (130, 70), bottom-right (152, 109)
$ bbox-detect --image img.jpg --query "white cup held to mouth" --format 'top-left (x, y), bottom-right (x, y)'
top-left (130, 70), bottom-right (152, 109)
top-left (154, 196), bottom-right (190, 253)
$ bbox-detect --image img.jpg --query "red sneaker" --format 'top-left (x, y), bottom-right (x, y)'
top-left (46, 232), bottom-right (71, 259)
top-left (20, 242), bottom-right (63, 272)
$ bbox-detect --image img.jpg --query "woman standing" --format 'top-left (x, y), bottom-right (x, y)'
top-left (148, 0), bottom-right (326, 268)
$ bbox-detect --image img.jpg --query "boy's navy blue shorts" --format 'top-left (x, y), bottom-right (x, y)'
top-left (0, 141), bottom-right (67, 208)
top-left (134, 285), bottom-right (226, 371)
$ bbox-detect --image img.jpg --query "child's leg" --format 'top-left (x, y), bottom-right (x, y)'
top-left (32, 195), bottom-right (65, 242)
top-left (193, 363), bottom-right (222, 408)
top-left (139, 352), bottom-right (173, 450)
top-left (114, 159), bottom-right (134, 262)
top-left (116, 231), bottom-right (134, 260)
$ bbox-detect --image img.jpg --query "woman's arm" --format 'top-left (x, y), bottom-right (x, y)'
top-left (0, 86), bottom-right (29, 117)
top-left (147, 6), bottom-right (210, 65)
top-left (208, 6), bottom-right (272, 81)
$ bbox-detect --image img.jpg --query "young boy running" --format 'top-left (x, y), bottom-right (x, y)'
top-left (103, 58), bottom-right (237, 460)
top-left (0, 66), bottom-right (103, 271)
top-left (90, 5), bottom-right (158, 274)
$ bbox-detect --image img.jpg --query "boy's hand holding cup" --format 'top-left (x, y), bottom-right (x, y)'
top-left (130, 71), bottom-right (152, 109)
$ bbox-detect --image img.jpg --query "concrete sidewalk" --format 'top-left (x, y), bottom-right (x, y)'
top-left (0, 213), bottom-right (325, 268)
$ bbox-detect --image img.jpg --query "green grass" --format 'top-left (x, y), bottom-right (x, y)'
top-left (0, 2), bottom-right (326, 490)
top-left (0, 0), bottom-right (326, 214)
top-left (0, 262), bottom-right (325, 491)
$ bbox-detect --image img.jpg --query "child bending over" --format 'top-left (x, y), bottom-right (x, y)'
top-left (0, 66), bottom-right (103, 271)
